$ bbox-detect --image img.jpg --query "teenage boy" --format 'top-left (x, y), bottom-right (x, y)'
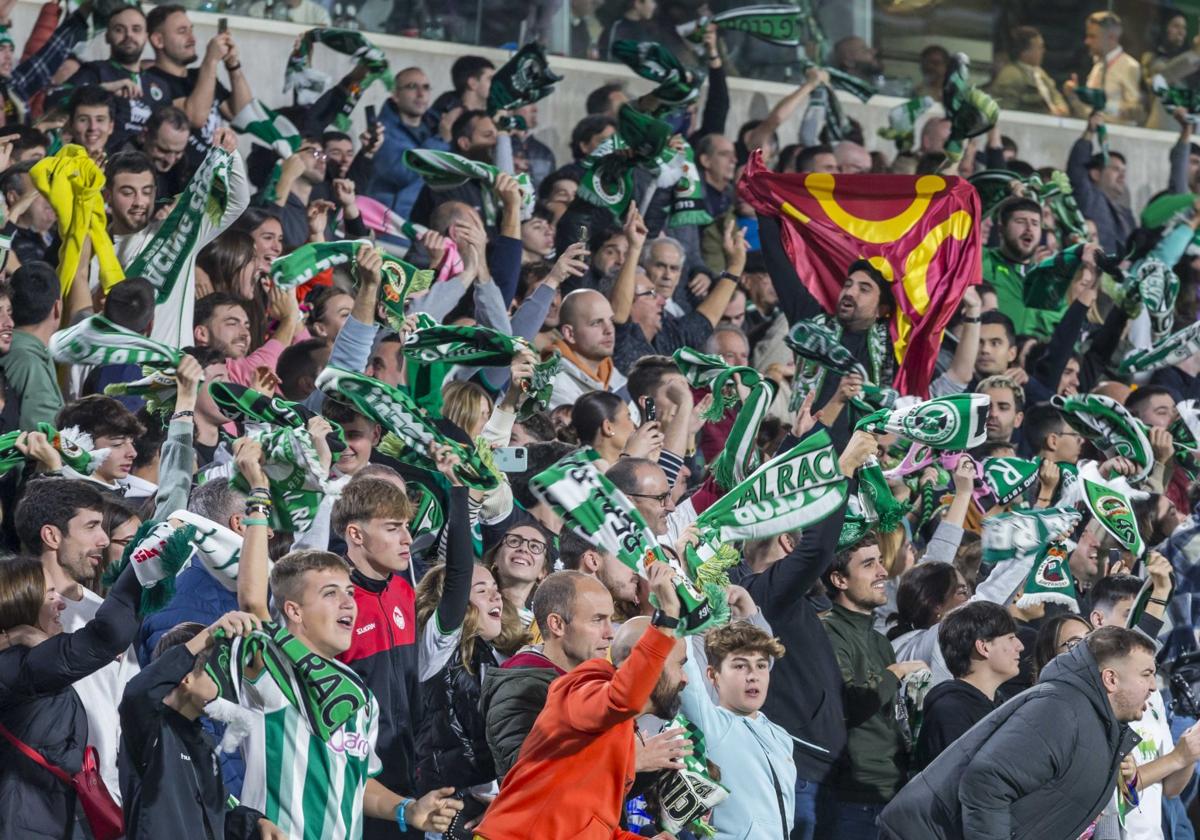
top-left (679, 620), bottom-right (797, 839)
top-left (118, 613), bottom-right (281, 839)
top-left (56, 394), bottom-right (145, 491)
top-left (914, 602), bottom-right (1023, 769)
top-left (234, 439), bottom-right (461, 838)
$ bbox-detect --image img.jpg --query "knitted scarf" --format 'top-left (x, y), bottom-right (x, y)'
top-left (1079, 460), bottom-right (1146, 560)
top-left (653, 715), bottom-right (729, 837)
top-left (486, 42), bottom-right (562, 131)
top-left (50, 313), bottom-right (181, 367)
top-left (30, 144), bottom-right (123, 295)
top-left (402, 149), bottom-right (534, 225)
top-left (982, 505), bottom-right (1081, 567)
top-left (578, 104), bottom-right (672, 220)
top-left (231, 99), bottom-right (301, 159)
top-left (878, 96), bottom-right (935, 152)
top-left (1017, 541), bottom-right (1079, 610)
top-left (0, 422), bottom-right (105, 477)
top-left (787, 315), bottom-right (891, 413)
top-left (677, 5), bottom-right (803, 47)
top-left (1119, 318), bottom-right (1200, 375)
top-left (284, 28), bottom-right (391, 130)
top-left (1050, 393), bottom-right (1153, 483)
top-left (668, 140), bottom-right (713, 228)
top-left (941, 54), bottom-right (999, 162)
top-left (611, 40), bottom-right (704, 114)
top-left (403, 323), bottom-right (528, 365)
top-left (857, 393), bottom-right (990, 451)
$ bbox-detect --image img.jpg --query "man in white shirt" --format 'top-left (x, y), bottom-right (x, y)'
top-left (1065, 11), bottom-right (1145, 125)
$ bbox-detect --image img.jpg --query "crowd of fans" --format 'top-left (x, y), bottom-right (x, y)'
top-left (2, 2), bottom-right (1200, 840)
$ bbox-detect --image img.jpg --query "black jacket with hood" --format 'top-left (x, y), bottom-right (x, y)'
top-left (479, 649), bottom-right (563, 781)
top-left (912, 679), bottom-right (997, 771)
top-left (879, 640), bottom-right (1142, 840)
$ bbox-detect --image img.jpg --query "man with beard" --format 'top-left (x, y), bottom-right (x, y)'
top-left (192, 290), bottom-right (302, 387)
top-left (142, 5), bottom-right (253, 168)
top-left (978, 374), bottom-right (1025, 446)
top-left (880, 626), bottom-right (1156, 840)
top-left (410, 110), bottom-right (500, 230)
top-left (1068, 114), bottom-right (1135, 254)
top-left (822, 533), bottom-right (928, 837)
top-left (56, 5), bottom-right (153, 149)
top-left (124, 106), bottom-right (190, 198)
top-left (558, 532), bottom-right (641, 616)
top-left (475, 563), bottom-right (686, 840)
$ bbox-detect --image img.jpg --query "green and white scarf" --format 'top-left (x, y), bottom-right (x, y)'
top-left (409, 483), bottom-right (445, 541)
top-left (284, 28), bottom-right (391, 130)
top-left (103, 369), bottom-right (182, 417)
top-left (530, 450), bottom-right (715, 634)
top-left (206, 621), bottom-right (369, 742)
top-left (50, 313), bottom-right (182, 367)
top-left (1152, 74), bottom-right (1200, 114)
top-left (611, 40), bottom-right (704, 114)
top-left (1050, 393), bottom-right (1153, 483)
top-left (578, 105), bottom-right (672, 219)
top-left (653, 714), bottom-right (730, 837)
top-left (673, 347), bottom-right (762, 422)
top-left (857, 393), bottom-right (990, 451)
top-left (226, 424), bottom-right (337, 535)
top-left (1131, 257), bottom-right (1179, 340)
top-left (124, 146), bottom-right (235, 304)
top-left (788, 316), bottom-right (891, 413)
top-left (668, 140), bottom-right (713, 228)
top-left (942, 54), bottom-right (999, 162)
top-left (1017, 541), bottom-right (1079, 610)
top-left (982, 505), bottom-right (1082, 567)
top-left (1119, 318), bottom-right (1200, 375)
top-left (676, 5), bottom-right (803, 47)
top-left (403, 323), bottom-right (528, 366)
top-left (878, 96), bottom-right (935, 152)
top-left (1080, 460), bottom-right (1146, 560)
top-left (516, 353), bottom-right (561, 422)
top-left (856, 457), bottom-right (911, 533)
top-left (983, 457), bottom-right (1041, 506)
top-left (269, 239), bottom-right (366, 290)
top-left (402, 149), bottom-right (534, 225)
top-left (1076, 87), bottom-right (1110, 163)
top-left (231, 100), bottom-right (301, 159)
top-left (210, 381), bottom-right (346, 457)
top-left (486, 42), bottom-right (562, 131)
top-left (0, 422), bottom-right (105, 478)
top-left (316, 366), bottom-right (498, 491)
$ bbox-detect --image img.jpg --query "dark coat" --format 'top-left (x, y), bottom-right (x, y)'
top-left (912, 679), bottom-right (997, 771)
top-left (479, 649), bottom-right (562, 781)
top-left (879, 641), bottom-right (1142, 840)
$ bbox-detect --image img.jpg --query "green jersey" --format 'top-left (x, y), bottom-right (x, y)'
top-left (239, 665), bottom-right (382, 840)
top-left (983, 247), bottom-right (1075, 341)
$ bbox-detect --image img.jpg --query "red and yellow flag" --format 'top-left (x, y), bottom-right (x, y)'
top-left (739, 151), bottom-right (981, 397)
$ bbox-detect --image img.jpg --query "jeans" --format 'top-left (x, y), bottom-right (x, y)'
top-left (833, 801), bottom-right (885, 840)
top-left (791, 777), bottom-right (836, 840)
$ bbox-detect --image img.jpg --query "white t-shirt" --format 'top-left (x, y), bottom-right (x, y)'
top-left (1125, 691), bottom-right (1174, 840)
top-left (61, 587), bottom-right (141, 804)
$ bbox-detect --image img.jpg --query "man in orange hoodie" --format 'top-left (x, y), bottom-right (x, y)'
top-left (475, 562), bottom-right (687, 840)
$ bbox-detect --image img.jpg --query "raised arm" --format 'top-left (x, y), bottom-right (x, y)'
top-left (176, 34), bottom-right (228, 131)
top-left (610, 206), bottom-right (647, 325)
top-left (693, 221), bottom-right (745, 326)
top-left (153, 355), bottom-right (202, 519)
top-left (744, 68), bottom-right (825, 154)
top-left (233, 438), bottom-right (272, 621)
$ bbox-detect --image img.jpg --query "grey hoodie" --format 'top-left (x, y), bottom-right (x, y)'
top-left (879, 640), bottom-right (1142, 840)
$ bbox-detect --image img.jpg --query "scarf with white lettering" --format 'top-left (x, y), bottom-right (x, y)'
top-left (1017, 541), bottom-right (1079, 610)
top-left (653, 714), bottom-right (729, 836)
top-left (1050, 393), bottom-right (1153, 483)
top-left (402, 149), bottom-right (534, 225)
top-left (857, 393), bottom-right (990, 451)
top-left (1119, 318), bottom-right (1200, 376)
top-left (983, 456), bottom-right (1041, 506)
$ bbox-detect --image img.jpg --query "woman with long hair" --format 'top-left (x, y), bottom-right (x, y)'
top-left (1033, 613), bottom-right (1094, 680)
top-left (230, 206), bottom-right (285, 271)
top-left (196, 229), bottom-right (270, 348)
top-left (483, 521), bottom-right (553, 651)
top-left (0, 554), bottom-right (142, 839)
top-left (302, 284), bottom-right (354, 342)
top-left (94, 496), bottom-right (142, 595)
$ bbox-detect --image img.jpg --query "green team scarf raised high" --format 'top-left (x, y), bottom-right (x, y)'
top-left (611, 40), bottom-right (704, 114)
top-left (1171, 399), bottom-right (1200, 478)
top-left (51, 313), bottom-right (182, 367)
top-left (316, 366), bottom-right (498, 491)
top-left (857, 393), bottom-right (990, 451)
top-left (402, 149), bottom-right (534, 225)
top-left (676, 5), bottom-right (803, 46)
top-left (403, 323), bottom-right (527, 366)
top-left (878, 96), bottom-right (935, 152)
top-left (856, 458), bottom-right (911, 533)
top-left (231, 100), bottom-right (300, 159)
top-left (206, 621), bottom-right (369, 742)
top-left (785, 319), bottom-right (897, 413)
top-left (984, 457), bottom-right (1041, 506)
top-left (284, 29), bottom-right (391, 130)
top-left (124, 146), bottom-right (234, 305)
top-left (1130, 257), bottom-right (1180, 340)
top-left (1051, 393), bottom-right (1153, 483)
top-left (668, 140), bottom-right (713, 228)
top-left (578, 104), bottom-right (672, 220)
top-left (269, 240), bottom-right (434, 317)
top-left (982, 505), bottom-right (1082, 567)
top-left (673, 347), bottom-right (762, 422)
top-left (210, 382), bottom-right (346, 456)
top-left (486, 42), bottom-right (562, 131)
top-left (942, 53), bottom-right (999, 162)
top-left (0, 423), bottom-right (106, 478)
top-left (1017, 541), bottom-right (1079, 610)
top-left (1079, 460), bottom-right (1146, 560)
top-left (516, 353), bottom-right (561, 422)
top-left (1119, 318), bottom-right (1200, 376)
top-left (1075, 87), bottom-right (1110, 164)
top-left (1152, 74), bottom-right (1200, 116)
top-left (530, 451), bottom-right (715, 634)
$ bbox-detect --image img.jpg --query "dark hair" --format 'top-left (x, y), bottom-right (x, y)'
top-left (58, 395), bottom-right (145, 440)
top-left (822, 532), bottom-right (881, 593)
top-left (887, 561), bottom-right (960, 640)
top-left (197, 230), bottom-right (257, 295)
top-left (450, 55), bottom-right (495, 94)
top-left (9, 261), bottom-right (60, 327)
top-left (557, 529), bottom-right (601, 571)
top-left (1087, 624), bottom-right (1155, 670)
top-left (605, 456), bottom-right (656, 497)
top-left (1089, 574), bottom-right (1145, 617)
top-left (845, 258), bottom-right (895, 312)
top-left (626, 355), bottom-right (678, 403)
top-left (152, 620), bottom-right (207, 661)
top-left (451, 109), bottom-right (490, 148)
top-left (979, 309), bottom-right (1017, 347)
top-left (939, 601), bottom-right (1017, 678)
top-left (132, 408), bottom-right (166, 470)
top-left (794, 144), bottom-right (835, 173)
top-left (103, 276), bottom-right (156, 334)
top-left (0, 160), bottom-right (32, 197)
top-left (996, 196), bottom-right (1042, 227)
top-left (105, 150), bottom-right (153, 184)
top-left (321, 397), bottom-right (373, 429)
top-left (180, 344), bottom-right (225, 369)
top-left (277, 339), bottom-right (329, 401)
top-left (1022, 402), bottom-right (1067, 453)
top-left (230, 206), bottom-right (282, 238)
top-left (302, 285), bottom-right (350, 330)
top-left (1033, 613), bottom-right (1093, 678)
top-left (146, 3), bottom-right (186, 34)
top-left (570, 391), bottom-right (624, 446)
top-left (10, 126), bottom-right (49, 157)
top-left (570, 115), bottom-right (616, 160)
top-left (585, 82), bottom-right (624, 115)
top-left (1125, 385), bottom-right (1172, 418)
top-left (145, 105), bottom-right (189, 137)
top-left (321, 130), bottom-right (353, 147)
top-left (0, 554), bottom-right (46, 630)
top-left (68, 85), bottom-right (116, 122)
top-left (536, 166), bottom-right (580, 201)
top-left (1087, 150), bottom-right (1127, 172)
top-left (14, 478), bottom-right (106, 553)
top-left (514, 411), bottom-right (555, 443)
top-left (194, 291), bottom-right (247, 328)
top-left (1010, 25), bottom-right (1043, 59)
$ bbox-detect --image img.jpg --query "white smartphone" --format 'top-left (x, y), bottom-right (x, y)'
top-left (493, 446), bottom-right (528, 473)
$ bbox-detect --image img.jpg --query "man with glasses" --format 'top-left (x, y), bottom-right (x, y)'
top-left (270, 137), bottom-right (337, 249)
top-left (368, 66), bottom-right (455, 223)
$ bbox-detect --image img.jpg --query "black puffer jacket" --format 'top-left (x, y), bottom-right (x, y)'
top-left (479, 650), bottom-right (561, 780)
top-left (879, 639), bottom-right (1142, 840)
top-left (0, 565), bottom-right (141, 840)
top-left (415, 639), bottom-right (497, 794)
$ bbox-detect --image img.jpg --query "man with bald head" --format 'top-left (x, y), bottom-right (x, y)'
top-left (475, 564), bottom-right (686, 840)
top-left (919, 117), bottom-right (952, 154)
top-left (550, 288), bottom-right (627, 408)
top-left (367, 65), bottom-right (452, 220)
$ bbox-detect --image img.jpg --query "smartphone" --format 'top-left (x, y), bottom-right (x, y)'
top-left (1105, 548), bottom-right (1124, 577)
top-left (494, 446), bottom-right (528, 473)
top-left (218, 16), bottom-right (228, 33)
top-left (577, 223), bottom-right (589, 246)
top-left (642, 396), bottom-right (657, 424)
top-left (365, 104), bottom-right (379, 143)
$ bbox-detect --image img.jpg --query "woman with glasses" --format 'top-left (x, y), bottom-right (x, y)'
top-left (483, 523), bottom-right (553, 654)
top-left (1033, 614), bottom-right (1094, 680)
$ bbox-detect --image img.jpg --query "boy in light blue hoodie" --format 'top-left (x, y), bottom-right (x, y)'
top-left (680, 620), bottom-right (797, 840)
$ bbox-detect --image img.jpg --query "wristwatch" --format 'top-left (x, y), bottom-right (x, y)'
top-left (651, 610), bottom-right (680, 630)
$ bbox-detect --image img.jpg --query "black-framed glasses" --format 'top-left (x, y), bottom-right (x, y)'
top-left (503, 533), bottom-right (546, 555)
top-left (628, 491), bottom-right (671, 505)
